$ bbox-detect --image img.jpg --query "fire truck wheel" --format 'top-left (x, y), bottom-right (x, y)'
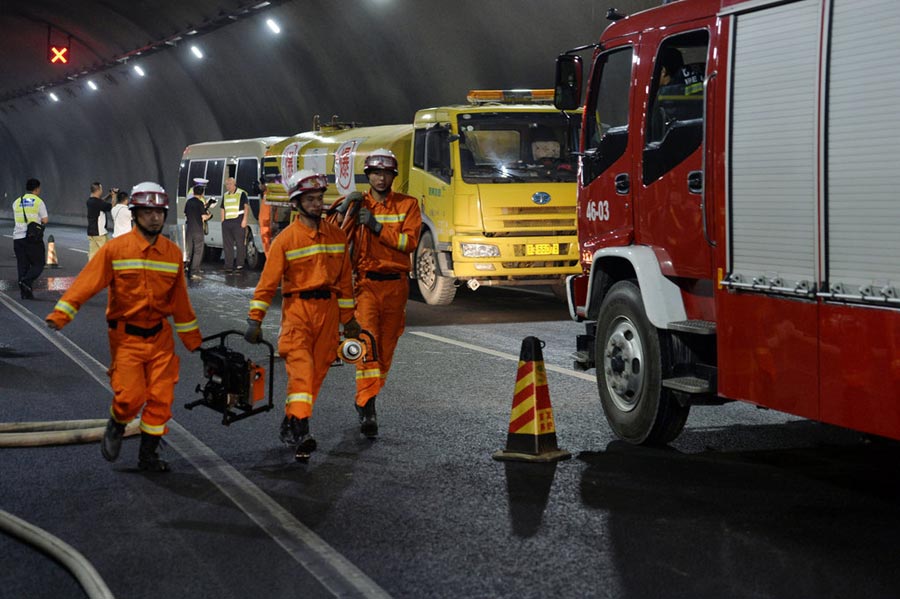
top-left (415, 230), bottom-right (457, 305)
top-left (595, 280), bottom-right (689, 445)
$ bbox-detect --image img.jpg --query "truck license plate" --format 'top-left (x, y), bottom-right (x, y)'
top-left (526, 243), bottom-right (559, 256)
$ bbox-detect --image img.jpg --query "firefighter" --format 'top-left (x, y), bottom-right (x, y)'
top-left (335, 148), bottom-right (421, 438)
top-left (46, 182), bottom-right (202, 472)
top-left (244, 170), bottom-right (361, 462)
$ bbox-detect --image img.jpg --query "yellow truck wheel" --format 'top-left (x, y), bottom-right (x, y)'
top-left (415, 231), bottom-right (457, 305)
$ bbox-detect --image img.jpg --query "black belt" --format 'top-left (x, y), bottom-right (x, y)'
top-left (108, 320), bottom-right (163, 338)
top-left (284, 289), bottom-right (331, 300)
top-left (362, 271), bottom-right (402, 281)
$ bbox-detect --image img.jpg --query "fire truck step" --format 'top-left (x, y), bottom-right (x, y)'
top-left (662, 376), bottom-right (711, 394)
top-left (668, 320), bottom-right (716, 335)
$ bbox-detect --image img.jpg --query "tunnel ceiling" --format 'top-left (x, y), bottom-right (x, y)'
top-left (0, 0), bottom-right (285, 104)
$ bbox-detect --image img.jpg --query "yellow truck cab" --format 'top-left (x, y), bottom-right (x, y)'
top-left (176, 136), bottom-right (284, 269)
top-left (262, 91), bottom-right (581, 304)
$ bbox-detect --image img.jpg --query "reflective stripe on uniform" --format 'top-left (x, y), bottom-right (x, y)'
top-left (250, 299), bottom-right (270, 313)
top-left (374, 213), bottom-right (406, 224)
top-left (174, 319), bottom-right (198, 333)
top-left (285, 243), bottom-right (345, 261)
top-left (54, 300), bottom-right (78, 319)
top-left (396, 233), bottom-right (409, 252)
top-left (286, 393), bottom-right (313, 406)
top-left (337, 297), bottom-right (355, 310)
top-left (112, 259), bottom-right (179, 274)
top-left (139, 420), bottom-right (166, 435)
top-left (355, 368), bottom-right (381, 381)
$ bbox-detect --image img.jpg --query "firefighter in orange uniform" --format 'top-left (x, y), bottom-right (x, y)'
top-left (244, 170), bottom-right (361, 462)
top-left (46, 182), bottom-right (202, 472)
top-left (334, 148), bottom-right (421, 438)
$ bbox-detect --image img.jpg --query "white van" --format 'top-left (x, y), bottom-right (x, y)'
top-left (176, 136), bottom-right (284, 269)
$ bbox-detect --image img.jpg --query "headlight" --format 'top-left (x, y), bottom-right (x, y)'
top-left (460, 243), bottom-right (500, 258)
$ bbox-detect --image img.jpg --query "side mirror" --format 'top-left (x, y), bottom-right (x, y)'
top-left (554, 54), bottom-right (583, 111)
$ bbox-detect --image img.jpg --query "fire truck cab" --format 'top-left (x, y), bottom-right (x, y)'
top-left (555, 0), bottom-right (900, 444)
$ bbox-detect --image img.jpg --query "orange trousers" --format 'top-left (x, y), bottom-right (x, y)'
top-left (107, 320), bottom-right (179, 436)
top-left (279, 296), bottom-right (341, 420)
top-left (354, 277), bottom-right (408, 406)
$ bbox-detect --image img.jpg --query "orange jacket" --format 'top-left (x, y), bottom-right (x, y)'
top-left (248, 218), bottom-right (355, 324)
top-left (46, 229), bottom-right (202, 351)
top-left (352, 190), bottom-right (421, 274)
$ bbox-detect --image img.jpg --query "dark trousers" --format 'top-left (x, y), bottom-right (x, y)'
top-left (186, 232), bottom-right (204, 273)
top-left (14, 237), bottom-right (45, 286)
top-left (222, 219), bottom-right (245, 269)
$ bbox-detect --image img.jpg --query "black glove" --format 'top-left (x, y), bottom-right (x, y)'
top-left (335, 191), bottom-right (364, 215)
top-left (343, 317), bottom-right (361, 339)
top-left (357, 207), bottom-right (382, 234)
top-left (244, 319), bottom-right (263, 344)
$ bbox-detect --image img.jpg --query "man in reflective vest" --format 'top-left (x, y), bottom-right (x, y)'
top-left (12, 178), bottom-right (49, 300)
top-left (244, 170), bottom-right (361, 462)
top-left (332, 148), bottom-right (421, 438)
top-left (46, 182), bottom-right (202, 472)
top-left (221, 177), bottom-right (248, 273)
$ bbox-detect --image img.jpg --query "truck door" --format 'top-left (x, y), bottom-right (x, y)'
top-left (638, 27), bottom-right (714, 279)
top-left (579, 43), bottom-right (636, 257)
top-left (409, 124), bottom-right (454, 238)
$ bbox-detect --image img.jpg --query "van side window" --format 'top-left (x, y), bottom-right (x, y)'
top-left (206, 160), bottom-right (225, 197)
top-left (583, 47), bottom-right (633, 185)
top-left (178, 162), bottom-right (190, 197)
top-left (643, 30), bottom-right (709, 184)
top-left (188, 161), bottom-right (207, 192)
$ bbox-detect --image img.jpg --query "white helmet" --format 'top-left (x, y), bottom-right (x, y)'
top-left (287, 169), bottom-right (328, 201)
top-left (364, 148), bottom-right (399, 174)
top-left (129, 182), bottom-right (169, 210)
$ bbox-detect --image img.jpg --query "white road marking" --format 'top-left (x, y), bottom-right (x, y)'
top-left (409, 331), bottom-right (595, 381)
top-left (0, 291), bottom-right (392, 599)
top-left (69, 248), bottom-right (89, 254)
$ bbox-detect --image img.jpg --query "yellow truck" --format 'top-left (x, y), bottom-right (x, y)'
top-left (263, 90), bottom-right (581, 304)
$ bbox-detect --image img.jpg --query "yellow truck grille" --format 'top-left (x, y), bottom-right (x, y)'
top-left (482, 205), bottom-right (576, 235)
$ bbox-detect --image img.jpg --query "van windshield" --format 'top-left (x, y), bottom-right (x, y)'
top-left (456, 112), bottom-right (579, 183)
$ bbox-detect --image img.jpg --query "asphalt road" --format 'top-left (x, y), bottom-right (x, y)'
top-left (2, 223), bottom-right (900, 599)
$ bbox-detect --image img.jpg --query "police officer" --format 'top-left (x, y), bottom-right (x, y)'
top-left (221, 177), bottom-right (248, 273)
top-left (11, 178), bottom-right (49, 300)
top-left (184, 177), bottom-right (211, 279)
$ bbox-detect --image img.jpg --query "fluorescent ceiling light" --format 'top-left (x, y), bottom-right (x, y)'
top-left (191, 45), bottom-right (203, 59)
top-left (133, 65), bottom-right (145, 77)
top-left (87, 80), bottom-right (98, 91)
top-left (266, 19), bottom-right (281, 34)
top-left (49, 92), bottom-right (59, 102)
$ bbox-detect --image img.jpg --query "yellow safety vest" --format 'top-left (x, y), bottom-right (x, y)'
top-left (14, 194), bottom-right (44, 225)
top-left (223, 188), bottom-right (246, 220)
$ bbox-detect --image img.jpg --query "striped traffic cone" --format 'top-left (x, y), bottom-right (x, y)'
top-left (45, 235), bottom-right (60, 269)
top-left (493, 336), bottom-right (571, 463)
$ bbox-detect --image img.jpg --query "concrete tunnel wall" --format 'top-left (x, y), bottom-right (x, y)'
top-left (0, 0), bottom-right (657, 227)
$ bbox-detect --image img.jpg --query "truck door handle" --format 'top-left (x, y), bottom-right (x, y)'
top-left (687, 171), bottom-right (703, 194)
top-left (615, 173), bottom-right (629, 195)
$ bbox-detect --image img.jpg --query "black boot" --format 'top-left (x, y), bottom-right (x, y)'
top-left (360, 397), bottom-right (378, 439)
top-left (289, 417), bottom-right (317, 462)
top-left (101, 418), bottom-right (126, 462)
top-left (280, 415), bottom-right (311, 445)
top-left (138, 432), bottom-right (170, 472)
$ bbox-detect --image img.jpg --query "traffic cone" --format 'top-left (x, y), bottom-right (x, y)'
top-left (493, 336), bottom-right (571, 463)
top-left (45, 235), bottom-right (60, 269)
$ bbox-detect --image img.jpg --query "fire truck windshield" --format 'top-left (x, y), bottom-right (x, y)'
top-left (457, 112), bottom-right (579, 183)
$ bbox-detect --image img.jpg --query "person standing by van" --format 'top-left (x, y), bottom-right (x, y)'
top-left (110, 191), bottom-right (132, 238)
top-left (12, 178), bottom-right (49, 300)
top-left (87, 182), bottom-right (114, 260)
top-left (221, 177), bottom-right (248, 273)
top-left (184, 178), bottom-right (212, 279)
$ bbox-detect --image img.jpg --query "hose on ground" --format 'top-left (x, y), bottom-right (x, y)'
top-left (0, 418), bottom-right (140, 447)
top-left (0, 509), bottom-right (116, 599)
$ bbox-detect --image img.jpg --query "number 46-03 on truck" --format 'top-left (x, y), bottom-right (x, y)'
top-left (555, 0), bottom-right (900, 445)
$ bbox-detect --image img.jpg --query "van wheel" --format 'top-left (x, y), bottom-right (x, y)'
top-left (245, 233), bottom-right (260, 270)
top-left (594, 280), bottom-right (689, 445)
top-left (415, 231), bottom-right (456, 305)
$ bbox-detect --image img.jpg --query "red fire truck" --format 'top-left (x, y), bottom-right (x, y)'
top-left (554, 0), bottom-right (900, 444)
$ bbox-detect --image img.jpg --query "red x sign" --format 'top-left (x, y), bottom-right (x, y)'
top-left (49, 45), bottom-right (69, 64)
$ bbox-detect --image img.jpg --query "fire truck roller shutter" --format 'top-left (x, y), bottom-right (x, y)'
top-left (585, 246), bottom-right (687, 329)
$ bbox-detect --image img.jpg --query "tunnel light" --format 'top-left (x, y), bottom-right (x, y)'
top-left (266, 19), bottom-right (281, 34)
top-left (48, 92), bottom-right (59, 102)
top-left (133, 65), bottom-right (145, 77)
top-left (191, 45), bottom-right (204, 59)
top-left (87, 80), bottom-right (98, 91)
